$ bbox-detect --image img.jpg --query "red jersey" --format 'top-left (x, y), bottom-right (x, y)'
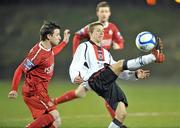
top-left (22, 42), bottom-right (54, 94)
top-left (73, 22), bottom-right (124, 54)
top-left (11, 41), bottom-right (67, 95)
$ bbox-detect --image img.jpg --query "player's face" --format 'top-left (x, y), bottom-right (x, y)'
top-left (97, 7), bottom-right (111, 23)
top-left (49, 29), bottom-right (61, 46)
top-left (91, 25), bottom-right (104, 44)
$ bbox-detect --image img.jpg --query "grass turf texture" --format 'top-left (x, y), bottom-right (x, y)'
top-left (0, 80), bottom-right (179, 128)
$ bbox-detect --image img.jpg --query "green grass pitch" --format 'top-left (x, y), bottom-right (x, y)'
top-left (0, 80), bottom-right (179, 128)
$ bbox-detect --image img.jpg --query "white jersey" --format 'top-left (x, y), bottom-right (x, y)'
top-left (69, 41), bottom-right (137, 83)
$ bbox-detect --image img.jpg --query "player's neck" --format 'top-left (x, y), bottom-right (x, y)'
top-left (90, 39), bottom-right (101, 47)
top-left (40, 41), bottom-right (52, 50)
top-left (98, 20), bottom-right (109, 27)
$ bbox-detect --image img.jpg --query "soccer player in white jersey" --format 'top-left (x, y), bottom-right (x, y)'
top-left (73, 1), bottom-right (125, 119)
top-left (55, 22), bottom-right (165, 128)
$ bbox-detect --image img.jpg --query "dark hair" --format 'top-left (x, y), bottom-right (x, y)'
top-left (88, 22), bottom-right (103, 34)
top-left (40, 21), bottom-right (60, 41)
top-left (96, 1), bottom-right (110, 11)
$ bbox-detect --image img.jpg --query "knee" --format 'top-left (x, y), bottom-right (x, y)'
top-left (50, 110), bottom-right (61, 127)
top-left (75, 86), bottom-right (87, 98)
top-left (116, 60), bottom-right (124, 71)
top-left (110, 60), bottom-right (124, 75)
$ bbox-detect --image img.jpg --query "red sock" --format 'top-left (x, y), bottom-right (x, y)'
top-left (27, 114), bottom-right (54, 128)
top-left (54, 90), bottom-right (77, 105)
top-left (105, 101), bottom-right (115, 118)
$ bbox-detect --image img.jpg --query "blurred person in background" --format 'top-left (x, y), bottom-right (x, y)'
top-left (73, 1), bottom-right (124, 54)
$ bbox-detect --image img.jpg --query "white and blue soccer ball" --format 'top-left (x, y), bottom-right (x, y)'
top-left (135, 31), bottom-right (157, 52)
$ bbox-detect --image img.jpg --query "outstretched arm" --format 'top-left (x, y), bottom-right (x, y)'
top-left (8, 64), bottom-right (23, 99)
top-left (53, 29), bottom-right (70, 56)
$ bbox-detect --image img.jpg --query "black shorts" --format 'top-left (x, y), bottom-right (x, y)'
top-left (88, 66), bottom-right (128, 110)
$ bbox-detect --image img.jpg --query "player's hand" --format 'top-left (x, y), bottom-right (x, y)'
top-left (152, 37), bottom-right (165, 63)
top-left (8, 90), bottom-right (18, 99)
top-left (63, 29), bottom-right (70, 43)
top-left (136, 69), bottom-right (150, 79)
top-left (74, 72), bottom-right (84, 84)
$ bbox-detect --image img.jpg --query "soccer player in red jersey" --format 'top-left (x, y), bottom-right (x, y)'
top-left (8, 21), bottom-right (70, 128)
top-left (73, 1), bottom-right (124, 54)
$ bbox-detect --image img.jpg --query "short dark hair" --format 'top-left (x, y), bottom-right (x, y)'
top-left (88, 22), bottom-right (103, 34)
top-left (40, 21), bottom-right (60, 41)
top-left (96, 1), bottom-right (110, 11)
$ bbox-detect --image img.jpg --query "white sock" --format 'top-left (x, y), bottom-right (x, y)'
top-left (126, 54), bottom-right (156, 70)
top-left (108, 122), bottom-right (120, 128)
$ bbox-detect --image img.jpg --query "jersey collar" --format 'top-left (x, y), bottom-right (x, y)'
top-left (39, 42), bottom-right (51, 51)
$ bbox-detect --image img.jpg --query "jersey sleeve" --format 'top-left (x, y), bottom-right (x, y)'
top-left (11, 64), bottom-right (23, 91)
top-left (22, 48), bottom-right (42, 73)
top-left (69, 43), bottom-right (87, 83)
top-left (112, 24), bottom-right (125, 50)
top-left (73, 25), bottom-right (89, 55)
top-left (52, 41), bottom-right (67, 56)
top-left (11, 47), bottom-right (43, 91)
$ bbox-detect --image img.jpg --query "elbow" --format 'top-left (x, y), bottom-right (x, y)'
top-left (118, 40), bottom-right (124, 49)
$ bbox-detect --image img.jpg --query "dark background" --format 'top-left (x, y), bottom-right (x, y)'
top-left (0, 0), bottom-right (180, 83)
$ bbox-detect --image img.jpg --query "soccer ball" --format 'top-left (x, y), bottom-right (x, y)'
top-left (135, 31), bottom-right (157, 52)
